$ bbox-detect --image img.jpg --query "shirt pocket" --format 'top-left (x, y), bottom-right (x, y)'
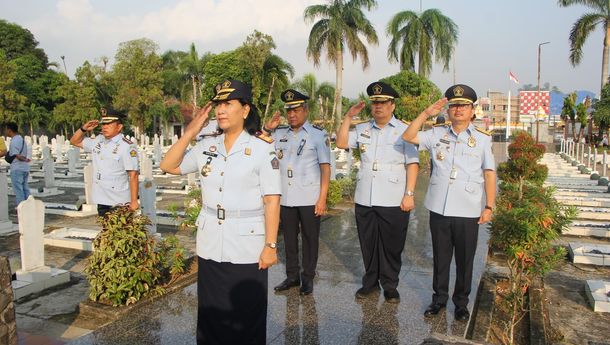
top-left (238, 221), bottom-right (265, 236)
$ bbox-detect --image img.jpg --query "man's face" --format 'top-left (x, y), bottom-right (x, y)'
top-left (447, 103), bottom-right (474, 123)
top-left (101, 121), bottom-right (123, 139)
top-left (286, 105), bottom-right (308, 129)
top-left (371, 99), bottom-right (395, 121)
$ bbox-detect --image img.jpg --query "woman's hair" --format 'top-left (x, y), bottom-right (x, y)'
top-left (216, 100), bottom-right (261, 135)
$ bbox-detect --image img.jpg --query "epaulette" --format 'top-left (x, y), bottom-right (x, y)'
top-left (475, 127), bottom-right (491, 136)
top-left (312, 124), bottom-right (324, 131)
top-left (433, 123), bottom-right (449, 127)
top-left (122, 137), bottom-right (133, 144)
top-left (401, 119), bottom-right (411, 125)
top-left (256, 132), bottom-right (274, 144)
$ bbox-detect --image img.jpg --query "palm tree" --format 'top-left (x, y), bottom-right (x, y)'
top-left (304, 0), bottom-right (378, 131)
top-left (261, 54), bottom-right (294, 118)
top-left (558, 0), bottom-right (610, 92)
top-left (386, 8), bottom-right (458, 77)
top-left (179, 43), bottom-right (210, 112)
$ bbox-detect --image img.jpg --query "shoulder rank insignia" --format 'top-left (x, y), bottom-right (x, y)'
top-left (475, 127), bottom-right (491, 136)
top-left (256, 132), bottom-right (274, 144)
top-left (312, 124), bottom-right (324, 131)
top-left (433, 123), bottom-right (449, 127)
top-left (122, 137), bottom-right (133, 144)
top-left (401, 119), bottom-right (411, 125)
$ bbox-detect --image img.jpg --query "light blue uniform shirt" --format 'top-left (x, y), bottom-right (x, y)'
top-left (82, 133), bottom-right (139, 206)
top-left (8, 135), bottom-right (31, 172)
top-left (179, 130), bottom-right (282, 264)
top-left (417, 123), bottom-right (495, 217)
top-left (272, 121), bottom-right (331, 207)
top-left (348, 116), bottom-right (419, 207)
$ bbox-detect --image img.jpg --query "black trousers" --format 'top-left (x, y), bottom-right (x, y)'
top-left (97, 204), bottom-right (114, 217)
top-left (280, 205), bottom-right (320, 282)
top-left (354, 204), bottom-right (410, 291)
top-left (197, 257), bottom-right (267, 345)
top-left (429, 211), bottom-right (479, 308)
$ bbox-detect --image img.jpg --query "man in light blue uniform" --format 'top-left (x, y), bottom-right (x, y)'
top-left (336, 82), bottom-right (419, 303)
top-left (402, 84), bottom-right (496, 321)
top-left (263, 89), bottom-right (331, 295)
top-left (70, 109), bottom-right (140, 216)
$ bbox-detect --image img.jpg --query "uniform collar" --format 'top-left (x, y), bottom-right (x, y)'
top-left (289, 121), bottom-right (311, 133)
top-left (216, 130), bottom-right (251, 156)
top-left (105, 133), bottom-right (123, 143)
top-left (448, 123), bottom-right (475, 137)
top-left (371, 115), bottom-right (398, 129)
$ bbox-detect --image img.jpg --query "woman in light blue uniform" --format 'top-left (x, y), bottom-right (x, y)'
top-left (161, 80), bottom-right (281, 344)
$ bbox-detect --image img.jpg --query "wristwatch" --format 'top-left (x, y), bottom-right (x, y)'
top-left (405, 190), bottom-right (415, 196)
top-left (262, 126), bottom-right (274, 134)
top-left (265, 242), bottom-right (277, 249)
top-left (80, 126), bottom-right (87, 132)
top-left (485, 205), bottom-right (494, 211)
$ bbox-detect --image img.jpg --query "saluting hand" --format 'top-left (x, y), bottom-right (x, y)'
top-left (82, 120), bottom-right (99, 131)
top-left (423, 98), bottom-right (448, 118)
top-left (184, 102), bottom-right (213, 139)
top-left (265, 111), bottom-right (282, 130)
top-left (259, 247), bottom-right (278, 270)
top-left (345, 101), bottom-right (366, 119)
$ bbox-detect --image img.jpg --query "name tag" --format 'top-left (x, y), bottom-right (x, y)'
top-left (440, 139), bottom-right (450, 144)
top-left (280, 139), bottom-right (288, 142)
top-left (360, 133), bottom-right (370, 139)
top-left (203, 151), bottom-right (218, 157)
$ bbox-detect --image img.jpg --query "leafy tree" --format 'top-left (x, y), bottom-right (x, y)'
top-left (179, 43), bottom-right (212, 111)
top-left (261, 54), bottom-right (294, 119)
top-left (237, 31), bottom-right (276, 106)
top-left (304, 0), bottom-right (379, 131)
top-left (575, 102), bottom-right (588, 142)
top-left (380, 70), bottom-right (442, 120)
top-left (560, 92), bottom-right (577, 139)
top-left (593, 82), bottom-right (610, 136)
top-left (386, 8), bottom-right (458, 77)
top-left (19, 103), bottom-right (48, 137)
top-left (0, 19), bottom-right (48, 64)
top-left (558, 0), bottom-right (610, 91)
top-left (0, 51), bottom-right (26, 123)
top-left (201, 50), bottom-right (251, 102)
top-left (112, 38), bottom-right (163, 137)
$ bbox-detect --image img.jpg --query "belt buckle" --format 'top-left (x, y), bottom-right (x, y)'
top-left (217, 207), bottom-right (225, 220)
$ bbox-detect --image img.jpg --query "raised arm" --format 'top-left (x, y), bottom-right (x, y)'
top-left (402, 98), bottom-right (448, 145)
top-left (160, 102), bottom-right (212, 175)
top-left (336, 101), bottom-right (366, 149)
top-left (70, 120), bottom-right (99, 148)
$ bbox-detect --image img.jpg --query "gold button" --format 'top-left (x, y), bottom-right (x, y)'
top-left (220, 172), bottom-right (224, 176)
top-left (250, 230), bottom-right (254, 234)
top-left (288, 182), bottom-right (291, 186)
top-left (218, 221), bottom-right (222, 225)
top-left (219, 187), bottom-right (223, 192)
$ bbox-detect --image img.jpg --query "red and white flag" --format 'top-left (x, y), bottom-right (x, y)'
top-left (509, 71), bottom-right (519, 84)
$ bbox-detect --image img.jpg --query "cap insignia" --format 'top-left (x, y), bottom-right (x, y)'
top-left (372, 84), bottom-right (383, 95)
top-left (285, 91), bottom-right (294, 101)
top-left (453, 86), bottom-right (464, 97)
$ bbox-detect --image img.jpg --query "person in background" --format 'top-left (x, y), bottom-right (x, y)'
top-left (4, 122), bottom-right (31, 206)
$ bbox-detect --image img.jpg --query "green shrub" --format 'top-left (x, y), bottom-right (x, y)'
top-left (85, 207), bottom-right (187, 306)
top-left (327, 180), bottom-right (343, 209)
top-left (489, 131), bottom-right (576, 343)
top-left (170, 188), bottom-right (202, 232)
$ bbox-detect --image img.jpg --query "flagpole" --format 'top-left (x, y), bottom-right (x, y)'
top-left (506, 89), bottom-right (511, 140)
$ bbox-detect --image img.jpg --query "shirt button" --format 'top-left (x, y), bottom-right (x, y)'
top-left (250, 230), bottom-right (254, 234)
top-left (288, 182), bottom-right (291, 186)
top-left (218, 221), bottom-right (222, 225)
top-left (220, 172), bottom-right (224, 176)
top-left (224, 157), bottom-right (227, 161)
top-left (219, 187), bottom-right (223, 192)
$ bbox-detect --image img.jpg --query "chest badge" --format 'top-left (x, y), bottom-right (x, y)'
top-left (436, 151), bottom-right (445, 161)
top-left (360, 143), bottom-right (367, 153)
top-left (201, 157), bottom-right (213, 177)
top-left (467, 136), bottom-right (476, 148)
top-left (278, 150), bottom-right (284, 159)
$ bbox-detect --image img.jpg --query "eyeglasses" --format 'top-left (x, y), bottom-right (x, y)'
top-left (371, 100), bottom-right (391, 105)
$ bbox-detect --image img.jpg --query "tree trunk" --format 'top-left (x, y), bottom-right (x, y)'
top-left (30, 123), bottom-right (33, 138)
top-left (263, 75), bottom-right (276, 119)
top-left (192, 75), bottom-right (197, 116)
top-left (333, 47), bottom-right (343, 133)
top-left (602, 21), bottom-right (610, 93)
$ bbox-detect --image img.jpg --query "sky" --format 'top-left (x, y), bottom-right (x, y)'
top-left (0, 0), bottom-right (604, 99)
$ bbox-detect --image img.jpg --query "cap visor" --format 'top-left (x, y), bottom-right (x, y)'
top-left (448, 98), bottom-right (473, 105)
top-left (369, 96), bottom-right (394, 101)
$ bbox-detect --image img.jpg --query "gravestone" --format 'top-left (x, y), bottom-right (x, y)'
top-left (12, 196), bottom-right (70, 299)
top-left (41, 146), bottom-right (51, 161)
top-left (141, 156), bottom-right (153, 181)
top-left (42, 156), bottom-right (55, 188)
top-left (83, 163), bottom-right (95, 210)
top-left (153, 142), bottom-right (162, 166)
top-left (139, 179), bottom-right (157, 234)
top-left (68, 147), bottom-right (79, 173)
top-left (0, 173), bottom-right (17, 235)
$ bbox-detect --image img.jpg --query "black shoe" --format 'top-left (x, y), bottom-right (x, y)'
top-left (383, 289), bottom-right (400, 304)
top-left (355, 285), bottom-right (380, 299)
top-left (299, 281), bottom-right (313, 295)
top-left (455, 307), bottom-right (470, 321)
top-left (424, 302), bottom-right (446, 316)
top-left (274, 278), bottom-right (300, 291)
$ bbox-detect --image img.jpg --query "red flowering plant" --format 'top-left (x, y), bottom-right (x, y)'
top-left (490, 131), bottom-right (576, 344)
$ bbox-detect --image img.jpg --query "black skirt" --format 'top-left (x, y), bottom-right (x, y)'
top-left (197, 257), bottom-right (268, 345)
